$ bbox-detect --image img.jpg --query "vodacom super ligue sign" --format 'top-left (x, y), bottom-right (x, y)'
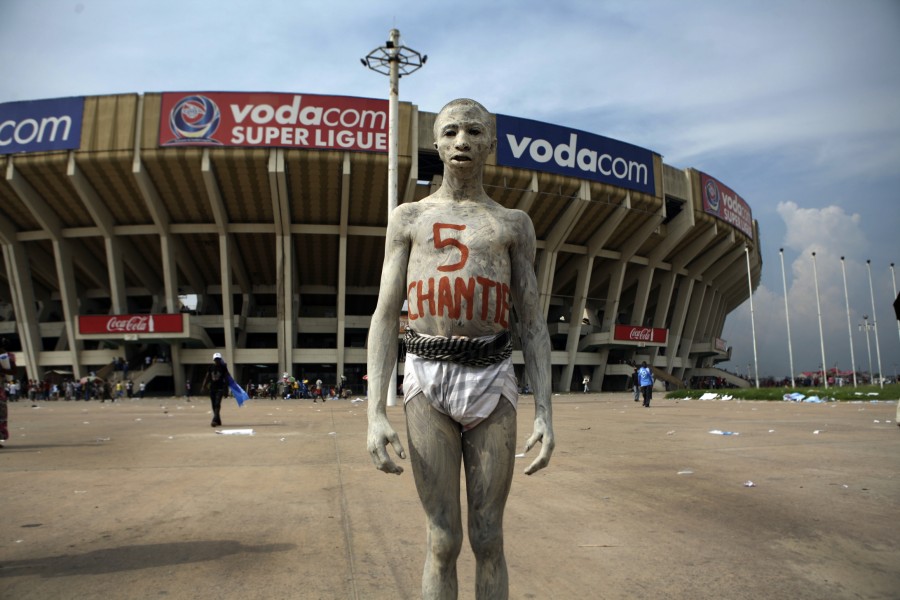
top-left (78, 314), bottom-right (185, 337)
top-left (158, 92), bottom-right (388, 151)
top-left (613, 325), bottom-right (668, 345)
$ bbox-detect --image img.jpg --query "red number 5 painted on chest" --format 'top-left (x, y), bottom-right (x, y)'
top-left (433, 223), bottom-right (469, 272)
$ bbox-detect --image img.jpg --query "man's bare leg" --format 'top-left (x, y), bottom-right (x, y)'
top-left (463, 397), bottom-right (517, 600)
top-left (406, 393), bottom-right (463, 599)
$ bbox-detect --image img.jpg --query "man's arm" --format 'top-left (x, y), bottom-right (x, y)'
top-left (508, 210), bottom-right (555, 475)
top-left (366, 205), bottom-right (411, 475)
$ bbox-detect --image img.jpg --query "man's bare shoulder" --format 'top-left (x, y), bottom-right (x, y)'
top-left (389, 201), bottom-right (428, 232)
top-left (500, 206), bottom-right (536, 235)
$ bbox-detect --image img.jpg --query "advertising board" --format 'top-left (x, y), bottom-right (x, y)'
top-left (613, 324), bottom-right (668, 345)
top-left (159, 92), bottom-right (388, 151)
top-left (496, 114), bottom-right (656, 195)
top-left (78, 314), bottom-right (185, 337)
top-left (699, 171), bottom-right (753, 239)
top-left (0, 97), bottom-right (84, 154)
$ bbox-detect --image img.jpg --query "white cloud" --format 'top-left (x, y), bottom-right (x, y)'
top-left (722, 202), bottom-right (899, 378)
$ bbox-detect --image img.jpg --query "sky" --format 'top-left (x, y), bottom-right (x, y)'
top-left (2, 0), bottom-right (899, 381)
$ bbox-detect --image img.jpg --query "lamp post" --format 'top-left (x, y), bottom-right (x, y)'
top-left (859, 315), bottom-right (874, 384)
top-left (865, 260), bottom-right (884, 388)
top-left (779, 248), bottom-right (796, 387)
top-left (744, 246), bottom-right (760, 388)
top-left (811, 252), bottom-right (828, 389)
top-left (840, 257), bottom-right (858, 387)
top-left (362, 29), bottom-right (427, 216)
top-left (362, 29), bottom-right (427, 406)
top-left (891, 263), bottom-right (900, 353)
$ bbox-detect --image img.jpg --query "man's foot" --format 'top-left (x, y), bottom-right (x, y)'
top-left (211, 420), bottom-right (221, 427)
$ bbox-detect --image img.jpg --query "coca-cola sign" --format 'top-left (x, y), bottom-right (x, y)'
top-left (613, 325), bottom-right (668, 345)
top-left (78, 314), bottom-right (184, 336)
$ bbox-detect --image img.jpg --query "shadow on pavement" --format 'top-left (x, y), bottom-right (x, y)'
top-left (0, 540), bottom-right (295, 578)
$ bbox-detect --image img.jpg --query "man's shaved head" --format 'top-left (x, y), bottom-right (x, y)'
top-left (433, 98), bottom-right (495, 141)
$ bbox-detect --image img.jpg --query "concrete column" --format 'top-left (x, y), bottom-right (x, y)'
top-left (219, 234), bottom-right (235, 363)
top-left (336, 153), bottom-right (351, 380)
top-left (2, 243), bottom-right (42, 380)
top-left (559, 255), bottom-right (594, 391)
top-left (665, 276), bottom-right (695, 372)
top-left (52, 239), bottom-right (83, 379)
top-left (630, 268), bottom-right (655, 325)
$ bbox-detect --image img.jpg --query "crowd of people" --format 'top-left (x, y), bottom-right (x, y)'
top-left (3, 377), bottom-right (148, 402)
top-left (240, 375), bottom-right (352, 402)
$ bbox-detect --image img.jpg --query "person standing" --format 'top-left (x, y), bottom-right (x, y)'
top-left (582, 375), bottom-right (591, 393)
top-left (201, 352), bottom-right (229, 427)
top-left (629, 365), bottom-right (641, 402)
top-left (638, 361), bottom-right (654, 407)
top-left (366, 98), bottom-right (554, 598)
top-left (0, 340), bottom-right (16, 447)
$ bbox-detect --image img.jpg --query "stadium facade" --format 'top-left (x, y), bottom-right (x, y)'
top-left (0, 92), bottom-right (760, 394)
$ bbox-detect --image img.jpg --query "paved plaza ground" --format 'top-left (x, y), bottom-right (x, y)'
top-left (1, 392), bottom-right (898, 599)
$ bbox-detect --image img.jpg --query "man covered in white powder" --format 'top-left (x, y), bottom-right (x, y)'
top-left (367, 98), bottom-right (554, 599)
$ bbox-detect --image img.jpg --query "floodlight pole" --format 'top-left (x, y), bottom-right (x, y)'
top-left (840, 257), bottom-right (858, 387)
top-left (363, 29), bottom-right (426, 406)
top-left (779, 248), bottom-right (795, 387)
top-left (811, 252), bottom-right (828, 389)
top-left (891, 263), bottom-right (900, 355)
top-left (865, 260), bottom-right (884, 388)
top-left (860, 315), bottom-right (874, 384)
top-left (744, 246), bottom-right (760, 388)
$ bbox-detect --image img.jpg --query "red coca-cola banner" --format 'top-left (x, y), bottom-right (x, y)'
top-left (714, 337), bottom-right (727, 352)
top-left (613, 324), bottom-right (668, 344)
top-left (78, 314), bottom-right (184, 335)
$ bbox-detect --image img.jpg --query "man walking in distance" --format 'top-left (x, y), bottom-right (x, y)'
top-left (367, 98), bottom-right (555, 599)
top-left (0, 340), bottom-right (16, 447)
top-left (638, 361), bottom-right (654, 407)
top-left (201, 352), bottom-right (228, 427)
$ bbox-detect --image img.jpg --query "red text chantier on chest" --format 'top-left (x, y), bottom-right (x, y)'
top-left (406, 223), bottom-right (511, 327)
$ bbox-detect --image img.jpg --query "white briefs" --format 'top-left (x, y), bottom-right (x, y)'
top-left (403, 353), bottom-right (519, 430)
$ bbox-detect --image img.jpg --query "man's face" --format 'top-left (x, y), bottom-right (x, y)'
top-left (434, 104), bottom-right (496, 172)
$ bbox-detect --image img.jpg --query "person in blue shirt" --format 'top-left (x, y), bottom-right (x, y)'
top-left (637, 361), bottom-right (654, 407)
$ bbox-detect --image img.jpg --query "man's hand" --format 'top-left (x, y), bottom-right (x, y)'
top-left (522, 415), bottom-right (555, 475)
top-left (367, 417), bottom-right (407, 475)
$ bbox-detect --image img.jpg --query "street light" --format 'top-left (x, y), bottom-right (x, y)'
top-left (362, 29), bottom-right (426, 407)
top-left (779, 248), bottom-right (795, 387)
top-left (840, 257), bottom-right (858, 387)
top-left (865, 260), bottom-right (884, 388)
top-left (891, 263), bottom-right (900, 354)
top-left (744, 246), bottom-right (760, 388)
top-left (362, 28), bottom-right (427, 218)
top-left (811, 252), bottom-right (828, 389)
top-left (859, 315), bottom-right (874, 384)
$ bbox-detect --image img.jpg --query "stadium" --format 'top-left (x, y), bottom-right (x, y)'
top-left (0, 92), bottom-right (760, 395)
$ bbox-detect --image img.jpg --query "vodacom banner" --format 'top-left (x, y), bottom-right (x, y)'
top-left (78, 314), bottom-right (186, 338)
top-left (158, 92), bottom-right (388, 151)
top-left (613, 325), bottom-right (668, 345)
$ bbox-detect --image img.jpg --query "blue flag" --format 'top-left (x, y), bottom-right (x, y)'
top-left (226, 374), bottom-right (249, 407)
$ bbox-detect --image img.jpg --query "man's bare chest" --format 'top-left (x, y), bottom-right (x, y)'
top-left (405, 208), bottom-right (514, 332)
